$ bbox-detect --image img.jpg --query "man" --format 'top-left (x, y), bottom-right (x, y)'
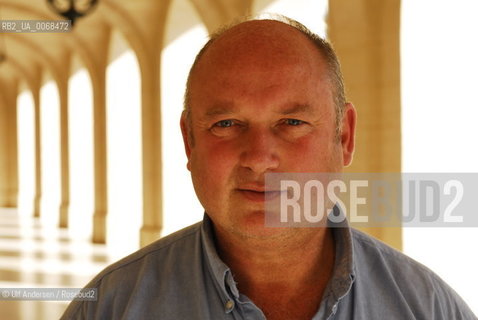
top-left (62, 16), bottom-right (477, 319)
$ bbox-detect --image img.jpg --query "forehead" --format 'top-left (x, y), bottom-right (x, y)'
top-left (188, 20), bottom-right (332, 112)
top-left (196, 20), bottom-right (324, 73)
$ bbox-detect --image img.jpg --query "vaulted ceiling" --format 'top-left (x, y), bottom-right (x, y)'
top-left (0, 0), bottom-right (254, 92)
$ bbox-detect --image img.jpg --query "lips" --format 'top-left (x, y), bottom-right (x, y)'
top-left (237, 188), bottom-right (285, 202)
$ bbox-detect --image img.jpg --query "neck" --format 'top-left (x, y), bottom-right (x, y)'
top-left (213, 225), bottom-right (335, 318)
top-left (216, 227), bottom-right (334, 280)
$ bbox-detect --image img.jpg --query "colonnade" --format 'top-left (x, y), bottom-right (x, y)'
top-left (0, 0), bottom-right (401, 249)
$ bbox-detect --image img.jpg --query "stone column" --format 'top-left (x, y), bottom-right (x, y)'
top-left (139, 58), bottom-right (163, 247)
top-left (327, 0), bottom-right (402, 250)
top-left (134, 4), bottom-right (170, 247)
top-left (0, 80), bottom-right (19, 207)
top-left (0, 91), bottom-right (6, 206)
top-left (31, 67), bottom-right (42, 218)
top-left (57, 53), bottom-right (71, 228)
top-left (90, 27), bottom-right (111, 244)
top-left (91, 70), bottom-right (107, 243)
top-left (4, 81), bottom-right (19, 207)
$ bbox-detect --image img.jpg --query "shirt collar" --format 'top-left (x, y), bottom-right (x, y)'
top-left (327, 216), bottom-right (356, 301)
top-left (200, 212), bottom-right (356, 305)
top-left (200, 214), bottom-right (238, 300)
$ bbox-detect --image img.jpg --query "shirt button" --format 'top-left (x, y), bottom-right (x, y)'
top-left (225, 299), bottom-right (235, 312)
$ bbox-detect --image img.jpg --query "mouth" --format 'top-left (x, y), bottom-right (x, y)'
top-left (237, 189), bottom-right (285, 202)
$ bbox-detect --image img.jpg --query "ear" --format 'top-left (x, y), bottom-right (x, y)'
top-left (180, 110), bottom-right (192, 171)
top-left (340, 103), bottom-right (357, 166)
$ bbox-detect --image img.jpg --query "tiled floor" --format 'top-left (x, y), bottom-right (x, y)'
top-left (0, 208), bottom-right (113, 320)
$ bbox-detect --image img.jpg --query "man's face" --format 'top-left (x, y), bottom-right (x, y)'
top-left (181, 21), bottom-right (355, 239)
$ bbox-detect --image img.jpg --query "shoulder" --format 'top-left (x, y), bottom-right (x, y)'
top-left (351, 227), bottom-right (449, 291)
top-left (350, 228), bottom-right (476, 319)
top-left (61, 222), bottom-right (204, 319)
top-left (95, 221), bottom-right (202, 278)
top-left (351, 228), bottom-right (421, 272)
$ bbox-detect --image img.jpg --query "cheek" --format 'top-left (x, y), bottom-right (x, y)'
top-left (281, 135), bottom-right (339, 171)
top-left (190, 141), bottom-right (238, 183)
top-left (189, 141), bottom-right (238, 211)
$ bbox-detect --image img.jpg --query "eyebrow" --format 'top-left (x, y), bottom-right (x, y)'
top-left (204, 106), bottom-right (236, 117)
top-left (202, 103), bottom-right (315, 118)
top-left (278, 104), bottom-right (315, 115)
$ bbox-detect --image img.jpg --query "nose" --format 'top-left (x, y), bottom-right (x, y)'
top-left (239, 127), bottom-right (280, 173)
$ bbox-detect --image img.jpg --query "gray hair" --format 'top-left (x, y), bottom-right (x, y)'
top-left (183, 14), bottom-right (346, 143)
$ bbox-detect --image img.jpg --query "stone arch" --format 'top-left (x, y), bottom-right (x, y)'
top-left (187, 0), bottom-right (252, 32)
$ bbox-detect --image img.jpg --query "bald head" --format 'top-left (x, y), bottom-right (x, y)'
top-left (184, 16), bottom-right (346, 141)
top-left (193, 20), bottom-right (319, 74)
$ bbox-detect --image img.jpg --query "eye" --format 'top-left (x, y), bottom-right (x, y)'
top-left (285, 119), bottom-right (304, 126)
top-left (214, 119), bottom-right (235, 128)
top-left (276, 118), bottom-right (312, 140)
top-left (210, 119), bottom-right (243, 137)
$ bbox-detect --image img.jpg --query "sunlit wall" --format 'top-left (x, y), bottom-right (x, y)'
top-left (16, 86), bottom-right (35, 217)
top-left (401, 0), bottom-right (478, 313)
top-left (160, 0), bottom-right (208, 236)
top-left (106, 31), bottom-right (142, 259)
top-left (68, 56), bottom-right (94, 240)
top-left (253, 0), bottom-right (327, 36)
top-left (39, 77), bottom-right (61, 228)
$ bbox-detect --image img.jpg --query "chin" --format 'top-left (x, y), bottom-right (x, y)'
top-left (230, 210), bottom-right (292, 240)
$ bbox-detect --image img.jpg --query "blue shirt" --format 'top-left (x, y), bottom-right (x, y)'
top-left (61, 215), bottom-right (477, 319)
